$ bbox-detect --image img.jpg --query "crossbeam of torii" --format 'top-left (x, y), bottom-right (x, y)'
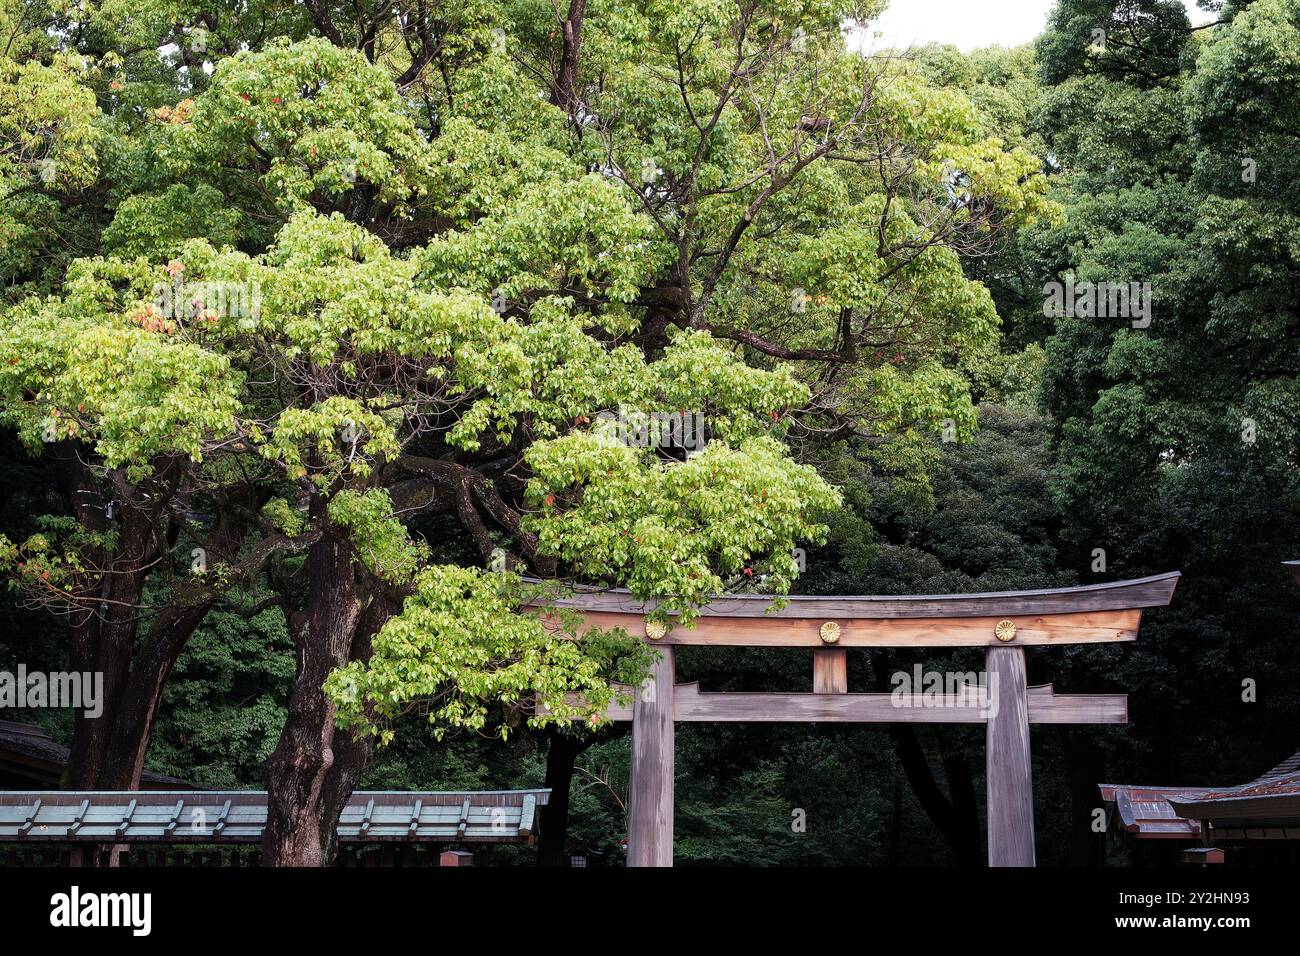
top-left (536, 572), bottom-right (1180, 867)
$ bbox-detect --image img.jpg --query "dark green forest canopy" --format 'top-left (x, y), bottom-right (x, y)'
top-left (0, 0), bottom-right (1297, 865)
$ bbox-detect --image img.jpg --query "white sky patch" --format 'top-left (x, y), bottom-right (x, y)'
top-left (854, 0), bottom-right (1218, 52)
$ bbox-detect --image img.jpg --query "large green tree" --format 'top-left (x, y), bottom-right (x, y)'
top-left (1025, 0), bottom-right (1300, 804)
top-left (1, 2), bottom-right (1053, 864)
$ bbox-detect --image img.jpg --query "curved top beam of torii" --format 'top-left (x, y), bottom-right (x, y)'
top-left (532, 571), bottom-right (1180, 647)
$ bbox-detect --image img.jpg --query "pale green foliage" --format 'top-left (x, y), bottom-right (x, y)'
top-left (101, 184), bottom-right (248, 260)
top-left (0, 47), bottom-right (104, 283)
top-left (524, 434), bottom-right (842, 621)
top-left (0, 516), bottom-right (116, 596)
top-left (327, 568), bottom-right (650, 740)
top-left (447, 319), bottom-right (810, 449)
top-left (252, 211), bottom-right (496, 363)
top-left (843, 362), bottom-right (982, 442)
top-left (0, 52), bottom-right (101, 199)
top-left (260, 397), bottom-right (399, 485)
top-left (911, 43), bottom-right (1044, 149)
top-left (159, 37), bottom-right (434, 214)
top-left (0, 257), bottom-right (242, 478)
top-left (425, 116), bottom-right (575, 226)
top-left (643, 330), bottom-right (811, 443)
top-left (0, 8), bottom-right (1059, 755)
top-left (571, 9), bottom-right (1059, 446)
top-left (418, 173), bottom-right (667, 316)
top-left (327, 490), bottom-right (429, 583)
top-left (444, 297), bottom-right (649, 449)
top-left (261, 497), bottom-right (306, 537)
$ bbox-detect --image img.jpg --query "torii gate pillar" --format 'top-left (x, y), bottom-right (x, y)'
top-left (985, 645), bottom-right (1035, 866)
top-left (627, 647), bottom-right (675, 866)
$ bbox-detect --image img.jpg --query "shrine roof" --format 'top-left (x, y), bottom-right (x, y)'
top-left (1100, 749), bottom-right (1300, 839)
top-left (0, 789), bottom-right (549, 844)
top-left (1284, 559), bottom-right (1300, 586)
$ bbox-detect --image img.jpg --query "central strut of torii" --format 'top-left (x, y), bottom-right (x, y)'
top-left (536, 572), bottom-right (1180, 867)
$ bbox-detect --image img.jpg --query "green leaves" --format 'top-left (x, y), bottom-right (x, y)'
top-left (327, 490), bottom-right (429, 583)
top-left (419, 172), bottom-right (667, 308)
top-left (524, 433), bottom-right (841, 621)
top-left (327, 568), bottom-right (649, 741)
top-left (259, 211), bottom-right (494, 366)
top-left (102, 184), bottom-right (248, 261)
top-left (260, 397), bottom-right (398, 485)
top-left (0, 258), bottom-right (243, 478)
top-left (645, 330), bottom-right (811, 443)
top-left (0, 52), bottom-right (102, 198)
top-left (0, 518), bottom-right (115, 598)
top-left (1036, 0), bottom-right (1300, 538)
top-left (160, 37), bottom-right (434, 215)
top-left (0, 16), bottom-right (1057, 767)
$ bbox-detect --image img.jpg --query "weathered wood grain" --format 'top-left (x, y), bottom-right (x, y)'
top-left (813, 649), bottom-right (848, 694)
top-left (524, 572), bottom-right (1177, 870)
top-left (986, 646), bottom-right (1035, 867)
top-left (530, 572), bottom-right (1179, 619)
top-left (563, 608), bottom-right (1142, 647)
top-left (1028, 694), bottom-right (1127, 723)
top-left (626, 648), bottom-right (674, 867)
top-left (538, 682), bottom-right (1126, 724)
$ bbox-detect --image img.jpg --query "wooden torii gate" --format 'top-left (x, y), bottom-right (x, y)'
top-left (541, 572), bottom-right (1179, 867)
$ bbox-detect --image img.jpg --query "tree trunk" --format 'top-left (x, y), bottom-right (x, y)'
top-left (97, 603), bottom-right (213, 788)
top-left (537, 729), bottom-right (593, 866)
top-left (870, 650), bottom-right (981, 865)
top-left (53, 444), bottom-right (160, 789)
top-left (66, 484), bottom-right (252, 791)
top-left (66, 543), bottom-right (152, 788)
top-left (262, 531), bottom-right (361, 866)
top-left (889, 725), bottom-right (982, 864)
top-left (317, 602), bottom-right (386, 864)
top-left (64, 616), bottom-right (107, 789)
top-left (550, 0), bottom-right (587, 117)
